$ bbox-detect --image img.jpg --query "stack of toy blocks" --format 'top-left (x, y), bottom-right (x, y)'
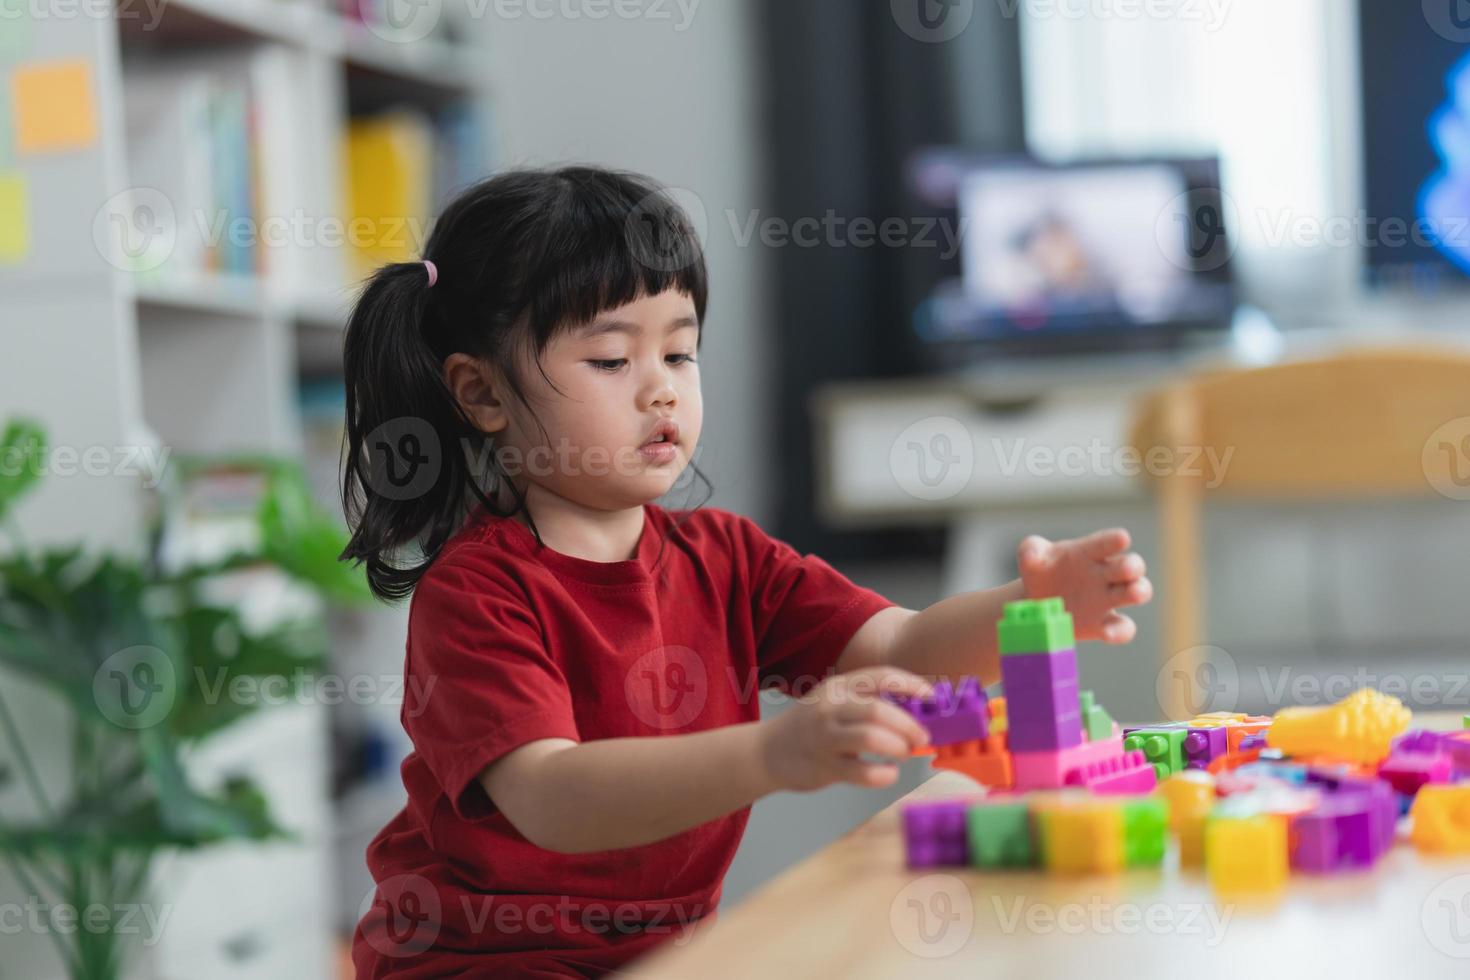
top-left (886, 677), bottom-right (1015, 788)
top-left (999, 599), bottom-right (1155, 794)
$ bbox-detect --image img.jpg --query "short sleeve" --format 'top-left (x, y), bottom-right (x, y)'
top-left (731, 515), bottom-right (896, 695)
top-left (404, 556), bottom-right (581, 820)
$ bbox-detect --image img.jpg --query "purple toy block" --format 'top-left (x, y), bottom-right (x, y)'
top-left (902, 798), bottom-right (977, 867)
top-left (1291, 776), bottom-right (1397, 872)
top-left (1394, 729), bottom-right (1470, 776)
top-left (1001, 649), bottom-right (1083, 751)
top-left (885, 677), bottom-right (988, 747)
top-left (1378, 751), bottom-right (1452, 797)
top-left (1183, 726), bottom-right (1229, 769)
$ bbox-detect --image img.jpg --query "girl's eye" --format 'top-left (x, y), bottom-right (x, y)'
top-left (667, 353), bottom-right (697, 365)
top-left (588, 359), bottom-right (627, 371)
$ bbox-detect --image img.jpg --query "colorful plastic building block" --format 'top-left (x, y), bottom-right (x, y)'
top-left (1002, 648), bottom-right (1083, 751)
top-left (1123, 727), bottom-right (1189, 780)
top-left (1395, 729), bottom-right (1470, 777)
top-left (1064, 749), bottom-right (1158, 794)
top-left (1289, 779), bottom-right (1396, 871)
top-left (932, 734), bottom-right (1014, 789)
top-left (966, 800), bottom-right (1036, 868)
top-left (1183, 726), bottom-right (1229, 769)
top-left (1078, 690), bottom-right (1116, 742)
top-left (1464, 714), bottom-right (1469, 729)
top-left (1122, 798), bottom-right (1169, 867)
top-left (1012, 735), bottom-right (1130, 791)
top-left (1206, 814), bottom-right (1288, 894)
top-left (884, 676), bottom-right (988, 747)
top-left (1038, 800), bottom-right (1123, 874)
top-left (988, 695), bottom-right (1007, 736)
top-left (1266, 688), bottom-right (1410, 765)
top-left (997, 597), bottom-right (1074, 655)
top-left (901, 797), bottom-right (979, 867)
top-left (1156, 771), bottom-right (1216, 867)
top-left (1409, 784), bottom-right (1470, 854)
top-left (1377, 750), bottom-right (1452, 798)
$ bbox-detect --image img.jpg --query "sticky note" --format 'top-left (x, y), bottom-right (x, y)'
top-left (13, 59), bottom-right (98, 154)
top-left (0, 171), bottom-right (29, 262)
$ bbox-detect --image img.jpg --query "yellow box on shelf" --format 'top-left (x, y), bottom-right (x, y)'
top-left (343, 110), bottom-right (434, 279)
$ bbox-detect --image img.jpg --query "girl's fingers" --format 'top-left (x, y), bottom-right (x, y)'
top-left (1109, 576), bottom-right (1153, 607)
top-left (835, 724), bottom-right (911, 760)
top-left (1080, 527), bottom-right (1131, 559)
top-left (835, 699), bottom-right (930, 748)
top-left (1099, 611), bottom-right (1137, 644)
top-left (844, 664), bottom-right (934, 701)
top-left (1017, 535), bottom-right (1053, 571)
top-left (1102, 552), bottom-right (1147, 584)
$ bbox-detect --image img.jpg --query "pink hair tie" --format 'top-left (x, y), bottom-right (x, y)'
top-left (422, 260), bottom-right (438, 287)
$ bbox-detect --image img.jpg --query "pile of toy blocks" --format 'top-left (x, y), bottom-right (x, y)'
top-left (893, 597), bottom-right (1470, 895)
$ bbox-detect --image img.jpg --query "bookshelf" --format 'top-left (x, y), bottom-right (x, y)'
top-left (0, 1), bottom-right (495, 975)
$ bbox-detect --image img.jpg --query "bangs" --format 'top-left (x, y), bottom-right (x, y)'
top-left (520, 171), bottom-right (708, 347)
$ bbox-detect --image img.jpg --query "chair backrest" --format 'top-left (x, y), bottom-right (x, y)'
top-left (1128, 346), bottom-right (1470, 718)
top-left (1129, 346), bottom-right (1470, 498)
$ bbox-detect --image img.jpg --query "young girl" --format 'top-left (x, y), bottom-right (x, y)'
top-left (342, 166), bottom-right (1152, 978)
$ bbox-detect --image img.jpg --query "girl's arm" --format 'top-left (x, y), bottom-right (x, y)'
top-left (835, 529), bottom-right (1153, 684)
top-left (479, 666), bottom-right (933, 854)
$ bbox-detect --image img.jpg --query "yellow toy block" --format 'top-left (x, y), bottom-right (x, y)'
top-left (1189, 711), bottom-right (1248, 728)
top-left (1156, 770), bottom-right (1216, 867)
top-left (1206, 814), bottom-right (1288, 894)
top-left (1265, 688), bottom-right (1410, 765)
top-left (1410, 784), bottom-right (1470, 854)
top-left (989, 695), bottom-right (1007, 736)
top-left (1037, 801), bottom-right (1123, 874)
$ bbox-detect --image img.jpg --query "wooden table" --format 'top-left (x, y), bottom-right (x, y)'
top-left (628, 714), bottom-right (1470, 978)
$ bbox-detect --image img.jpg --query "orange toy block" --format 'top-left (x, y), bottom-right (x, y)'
top-left (1410, 784), bottom-right (1470, 854)
top-left (1157, 771), bottom-right (1217, 867)
top-left (988, 696), bottom-right (1007, 737)
top-left (933, 734), bottom-right (1013, 789)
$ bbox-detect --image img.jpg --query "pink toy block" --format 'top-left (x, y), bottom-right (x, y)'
top-left (1378, 751), bottom-right (1452, 797)
top-left (1065, 749), bottom-right (1159, 794)
top-left (1012, 735), bottom-right (1129, 791)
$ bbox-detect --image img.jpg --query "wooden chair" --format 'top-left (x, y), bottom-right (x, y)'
top-left (1128, 346), bottom-right (1470, 718)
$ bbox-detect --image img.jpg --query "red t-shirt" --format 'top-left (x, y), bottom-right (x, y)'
top-left (352, 503), bottom-right (894, 978)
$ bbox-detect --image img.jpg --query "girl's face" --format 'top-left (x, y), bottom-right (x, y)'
top-left (493, 289), bottom-right (703, 512)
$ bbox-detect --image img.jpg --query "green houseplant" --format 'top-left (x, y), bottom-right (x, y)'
top-left (0, 419), bottom-right (370, 979)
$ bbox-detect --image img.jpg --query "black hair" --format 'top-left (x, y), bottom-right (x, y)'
top-left (339, 166), bottom-right (712, 601)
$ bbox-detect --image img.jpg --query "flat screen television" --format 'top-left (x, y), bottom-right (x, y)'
top-left (907, 150), bottom-right (1237, 360)
top-left (1359, 0), bottom-right (1470, 291)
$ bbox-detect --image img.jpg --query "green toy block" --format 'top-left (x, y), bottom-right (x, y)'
top-left (1123, 728), bottom-right (1189, 781)
top-left (966, 801), bottom-right (1036, 868)
top-left (1463, 714), bottom-right (1469, 729)
top-left (1122, 798), bottom-right (1168, 867)
top-left (997, 597), bottom-right (1075, 656)
top-left (1077, 690), bottom-right (1114, 741)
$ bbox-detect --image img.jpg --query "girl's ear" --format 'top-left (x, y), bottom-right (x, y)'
top-left (442, 354), bottom-right (510, 435)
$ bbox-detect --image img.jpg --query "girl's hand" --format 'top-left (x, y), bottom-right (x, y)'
top-left (759, 666), bottom-right (933, 792)
top-left (1017, 527), bottom-right (1152, 644)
